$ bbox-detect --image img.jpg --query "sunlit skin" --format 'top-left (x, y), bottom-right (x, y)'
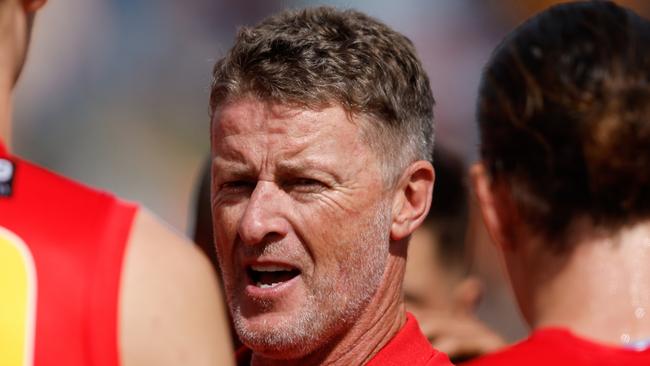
top-left (211, 98), bottom-right (433, 365)
top-left (472, 163), bottom-right (650, 346)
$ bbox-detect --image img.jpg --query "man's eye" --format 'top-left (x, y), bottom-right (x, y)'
top-left (284, 178), bottom-right (325, 193)
top-left (293, 178), bottom-right (321, 186)
top-left (221, 180), bottom-right (255, 192)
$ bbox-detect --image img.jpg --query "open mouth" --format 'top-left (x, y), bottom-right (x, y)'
top-left (247, 264), bottom-right (301, 289)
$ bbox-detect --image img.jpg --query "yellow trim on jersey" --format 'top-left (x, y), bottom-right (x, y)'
top-left (0, 227), bottom-right (37, 366)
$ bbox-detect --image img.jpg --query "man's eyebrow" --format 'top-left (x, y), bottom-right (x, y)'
top-left (212, 158), bottom-right (254, 178)
top-left (212, 143), bottom-right (248, 164)
top-left (277, 158), bottom-right (325, 172)
top-left (276, 158), bottom-right (342, 182)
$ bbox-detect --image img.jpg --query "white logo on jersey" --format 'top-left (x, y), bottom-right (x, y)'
top-left (0, 159), bottom-right (13, 183)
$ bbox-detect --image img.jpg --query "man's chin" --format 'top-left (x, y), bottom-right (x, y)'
top-left (234, 310), bottom-right (322, 359)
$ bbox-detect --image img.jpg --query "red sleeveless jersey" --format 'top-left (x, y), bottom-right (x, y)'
top-left (0, 141), bottom-right (137, 366)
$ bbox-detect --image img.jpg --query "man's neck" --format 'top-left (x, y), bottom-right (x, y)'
top-left (528, 219), bottom-right (650, 346)
top-left (251, 253), bottom-right (408, 366)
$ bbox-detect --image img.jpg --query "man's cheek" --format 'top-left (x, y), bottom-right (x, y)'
top-left (214, 231), bottom-right (236, 272)
top-left (309, 206), bottom-right (353, 236)
top-left (214, 208), bottom-right (241, 239)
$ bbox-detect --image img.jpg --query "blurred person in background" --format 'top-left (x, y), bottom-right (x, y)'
top-left (0, 1), bottom-right (233, 365)
top-left (404, 146), bottom-right (505, 363)
top-left (209, 6), bottom-right (452, 366)
top-left (468, 1), bottom-right (650, 365)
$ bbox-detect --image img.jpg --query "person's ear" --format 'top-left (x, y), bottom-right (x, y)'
top-left (390, 160), bottom-right (435, 241)
top-left (452, 276), bottom-right (483, 315)
top-left (23, 0), bottom-right (47, 12)
top-left (470, 162), bottom-right (516, 251)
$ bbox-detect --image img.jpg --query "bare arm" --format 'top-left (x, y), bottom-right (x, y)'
top-left (119, 209), bottom-right (234, 366)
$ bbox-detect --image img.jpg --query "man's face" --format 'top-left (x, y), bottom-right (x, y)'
top-left (211, 98), bottom-right (392, 358)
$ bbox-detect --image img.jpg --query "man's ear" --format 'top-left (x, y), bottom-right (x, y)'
top-left (470, 162), bottom-right (516, 251)
top-left (23, 0), bottom-right (47, 12)
top-left (390, 160), bottom-right (435, 241)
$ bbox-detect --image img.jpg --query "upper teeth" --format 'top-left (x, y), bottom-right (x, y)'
top-left (251, 265), bottom-right (291, 272)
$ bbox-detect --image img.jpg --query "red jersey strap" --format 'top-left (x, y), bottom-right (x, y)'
top-left (88, 197), bottom-right (137, 366)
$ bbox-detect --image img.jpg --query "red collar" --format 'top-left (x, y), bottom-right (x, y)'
top-left (0, 140), bottom-right (6, 155)
top-left (366, 312), bottom-right (451, 366)
top-left (236, 313), bottom-right (451, 366)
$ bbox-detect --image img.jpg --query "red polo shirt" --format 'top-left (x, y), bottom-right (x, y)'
top-left (236, 312), bottom-right (452, 365)
top-left (462, 327), bottom-right (650, 366)
top-left (366, 312), bottom-right (452, 366)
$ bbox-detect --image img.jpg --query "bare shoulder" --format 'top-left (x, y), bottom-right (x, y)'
top-left (119, 208), bottom-right (234, 366)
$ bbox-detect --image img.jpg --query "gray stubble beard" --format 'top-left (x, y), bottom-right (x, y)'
top-left (229, 200), bottom-right (392, 359)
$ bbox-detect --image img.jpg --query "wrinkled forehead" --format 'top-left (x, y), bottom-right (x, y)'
top-left (210, 98), bottom-right (366, 145)
top-left (211, 100), bottom-right (384, 172)
top-left (214, 100), bottom-right (308, 134)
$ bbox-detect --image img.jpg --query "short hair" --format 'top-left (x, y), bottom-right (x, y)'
top-left (422, 147), bottom-right (469, 271)
top-left (478, 1), bottom-right (650, 248)
top-left (210, 6), bottom-right (435, 184)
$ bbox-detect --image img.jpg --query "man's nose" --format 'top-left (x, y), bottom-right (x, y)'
top-left (237, 181), bottom-right (289, 245)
